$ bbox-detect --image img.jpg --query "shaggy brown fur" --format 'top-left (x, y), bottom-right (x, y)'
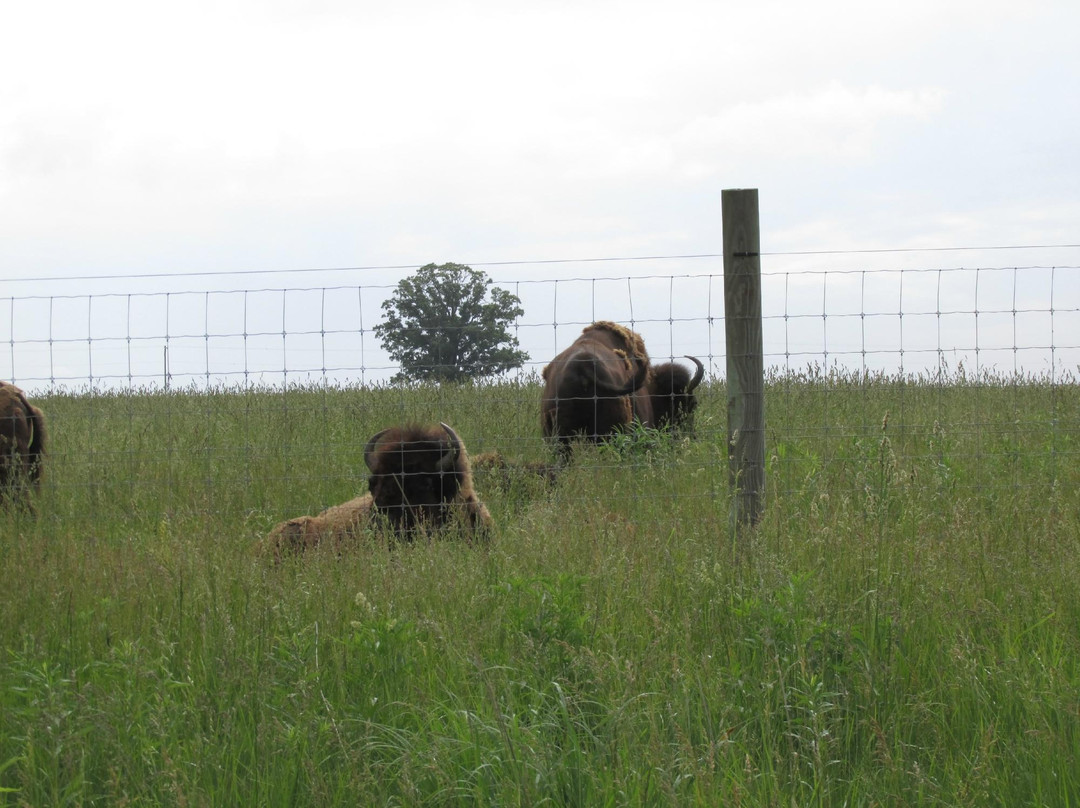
top-left (587, 320), bottom-right (649, 362)
top-left (263, 494), bottom-right (376, 559)
top-left (0, 381), bottom-right (47, 510)
top-left (264, 422), bottom-right (492, 560)
top-left (649, 356), bottom-right (705, 431)
top-left (540, 321), bottom-right (652, 453)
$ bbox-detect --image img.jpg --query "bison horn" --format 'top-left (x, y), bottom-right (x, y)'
top-left (438, 422), bottom-right (463, 472)
top-left (684, 355), bottom-right (705, 392)
top-left (363, 428), bottom-right (393, 471)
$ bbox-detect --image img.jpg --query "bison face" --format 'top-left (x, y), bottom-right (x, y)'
top-left (650, 356), bottom-right (704, 431)
top-left (365, 423), bottom-right (466, 534)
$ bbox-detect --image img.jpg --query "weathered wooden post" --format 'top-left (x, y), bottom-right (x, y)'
top-left (723, 189), bottom-right (765, 529)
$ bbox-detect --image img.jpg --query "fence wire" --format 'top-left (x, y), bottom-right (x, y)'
top-left (2, 258), bottom-right (1078, 536)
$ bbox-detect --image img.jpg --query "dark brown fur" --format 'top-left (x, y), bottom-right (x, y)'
top-left (0, 381), bottom-right (47, 510)
top-left (264, 422), bottom-right (491, 559)
top-left (649, 356), bottom-right (705, 431)
top-left (540, 321), bottom-right (652, 452)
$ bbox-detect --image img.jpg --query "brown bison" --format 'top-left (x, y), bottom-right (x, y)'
top-left (649, 356), bottom-right (705, 431)
top-left (264, 422), bottom-right (492, 559)
top-left (1, 381), bottom-right (47, 510)
top-left (541, 321), bottom-right (651, 452)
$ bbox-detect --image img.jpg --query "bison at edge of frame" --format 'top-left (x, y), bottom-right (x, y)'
top-left (0, 381), bottom-right (47, 512)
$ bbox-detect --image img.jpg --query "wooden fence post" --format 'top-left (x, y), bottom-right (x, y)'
top-left (722, 189), bottom-right (765, 529)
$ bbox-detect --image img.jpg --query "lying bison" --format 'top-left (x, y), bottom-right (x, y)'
top-left (264, 422), bottom-right (492, 559)
top-left (0, 381), bottom-right (47, 510)
top-left (649, 355), bottom-right (705, 431)
top-left (541, 321), bottom-right (651, 453)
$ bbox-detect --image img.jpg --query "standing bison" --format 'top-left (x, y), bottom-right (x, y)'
top-left (649, 356), bottom-right (705, 431)
top-left (0, 381), bottom-right (47, 510)
top-left (541, 321), bottom-right (651, 453)
top-left (264, 422), bottom-right (492, 559)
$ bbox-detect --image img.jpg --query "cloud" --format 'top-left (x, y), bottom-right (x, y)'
top-left (1, 0), bottom-right (1076, 282)
top-left (673, 83), bottom-right (947, 178)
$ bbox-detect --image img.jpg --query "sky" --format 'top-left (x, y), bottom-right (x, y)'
top-left (2, 0), bottom-right (1078, 389)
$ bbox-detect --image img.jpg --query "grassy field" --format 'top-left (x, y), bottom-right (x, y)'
top-left (2, 371), bottom-right (1079, 806)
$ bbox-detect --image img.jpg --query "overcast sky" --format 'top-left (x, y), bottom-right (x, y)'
top-left (2, 0), bottom-right (1078, 387)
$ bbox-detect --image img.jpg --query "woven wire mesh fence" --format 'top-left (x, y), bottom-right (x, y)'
top-left (2, 256), bottom-right (1079, 539)
top-left (759, 263), bottom-right (1079, 538)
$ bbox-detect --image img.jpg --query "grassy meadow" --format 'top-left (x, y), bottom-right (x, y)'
top-left (2, 370), bottom-right (1079, 806)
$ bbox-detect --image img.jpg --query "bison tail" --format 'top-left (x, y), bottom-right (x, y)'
top-left (685, 355), bottom-right (705, 392)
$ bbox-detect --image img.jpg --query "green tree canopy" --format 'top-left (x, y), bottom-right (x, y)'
top-left (373, 262), bottom-right (528, 383)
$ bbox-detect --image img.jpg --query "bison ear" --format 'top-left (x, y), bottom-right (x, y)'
top-left (438, 422), bottom-right (463, 472)
top-left (684, 355), bottom-right (705, 392)
top-left (364, 428), bottom-right (392, 470)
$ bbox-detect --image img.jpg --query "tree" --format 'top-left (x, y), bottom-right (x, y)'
top-left (374, 262), bottom-right (528, 383)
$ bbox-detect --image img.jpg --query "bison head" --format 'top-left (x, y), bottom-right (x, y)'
top-left (649, 356), bottom-right (705, 431)
top-left (364, 422), bottom-right (471, 533)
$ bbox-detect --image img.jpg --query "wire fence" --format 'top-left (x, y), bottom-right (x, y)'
top-left (5, 260), bottom-right (1079, 391)
top-left (3, 253), bottom-right (1079, 532)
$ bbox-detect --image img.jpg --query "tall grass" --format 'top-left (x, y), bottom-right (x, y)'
top-left (1, 371), bottom-right (1078, 806)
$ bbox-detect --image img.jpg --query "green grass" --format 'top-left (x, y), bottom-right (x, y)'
top-left (2, 371), bottom-right (1079, 806)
